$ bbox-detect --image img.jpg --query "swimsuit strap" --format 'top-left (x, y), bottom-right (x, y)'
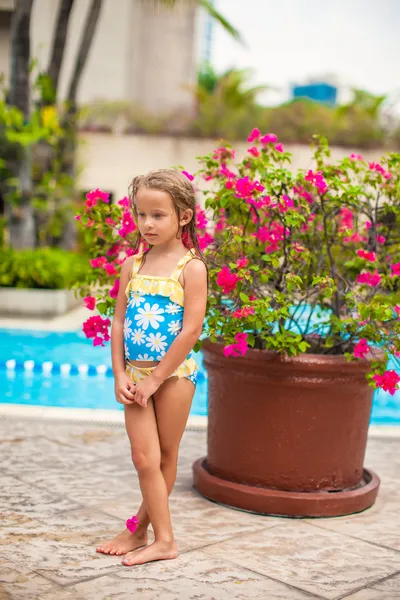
top-left (170, 249), bottom-right (198, 283)
top-left (130, 247), bottom-right (145, 278)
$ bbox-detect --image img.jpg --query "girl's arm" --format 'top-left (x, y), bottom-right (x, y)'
top-left (111, 257), bottom-right (136, 404)
top-left (133, 258), bottom-right (208, 405)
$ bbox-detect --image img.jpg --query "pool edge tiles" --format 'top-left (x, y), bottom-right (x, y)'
top-left (0, 403), bottom-right (208, 430)
top-left (0, 404), bottom-right (398, 437)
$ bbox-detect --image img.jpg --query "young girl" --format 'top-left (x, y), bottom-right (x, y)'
top-left (96, 169), bottom-right (208, 567)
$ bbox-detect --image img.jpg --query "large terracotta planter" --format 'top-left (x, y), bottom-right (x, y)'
top-left (192, 339), bottom-right (380, 517)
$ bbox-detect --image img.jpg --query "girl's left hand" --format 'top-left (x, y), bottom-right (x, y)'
top-left (133, 374), bottom-right (162, 407)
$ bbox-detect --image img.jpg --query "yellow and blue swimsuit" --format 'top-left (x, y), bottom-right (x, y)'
top-left (124, 248), bottom-right (199, 387)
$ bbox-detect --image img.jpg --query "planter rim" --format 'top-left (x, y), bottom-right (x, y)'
top-left (201, 337), bottom-right (384, 370)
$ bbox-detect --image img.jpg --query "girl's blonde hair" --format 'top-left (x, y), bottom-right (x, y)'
top-left (128, 169), bottom-right (207, 269)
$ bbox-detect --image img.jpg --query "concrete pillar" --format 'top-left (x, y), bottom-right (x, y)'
top-left (129, 0), bottom-right (197, 131)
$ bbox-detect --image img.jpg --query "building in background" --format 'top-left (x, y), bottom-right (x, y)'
top-left (0, 0), bottom-right (201, 128)
top-left (291, 80), bottom-right (338, 106)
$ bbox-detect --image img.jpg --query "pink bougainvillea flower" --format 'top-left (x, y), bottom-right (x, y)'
top-left (356, 271), bottom-right (382, 287)
top-left (118, 196), bottom-right (130, 208)
top-left (74, 215), bottom-right (81, 222)
top-left (293, 242), bottom-right (306, 253)
top-left (223, 332), bottom-right (249, 358)
top-left (350, 153), bottom-right (363, 161)
top-left (118, 211), bottom-right (136, 238)
top-left (225, 180), bottom-right (234, 190)
top-left (236, 257), bottom-right (249, 268)
top-left (368, 162), bottom-right (392, 180)
top-left (126, 516), bottom-right (139, 533)
top-left (260, 133), bottom-right (278, 144)
top-left (105, 217), bottom-right (116, 227)
top-left (394, 305), bottom-right (400, 318)
top-left (278, 195), bottom-right (294, 213)
top-left (196, 206), bottom-right (208, 230)
top-left (247, 128), bottom-right (261, 143)
top-left (83, 315), bottom-right (111, 346)
top-left (390, 263), bottom-right (400, 276)
top-left (90, 256), bottom-right (107, 269)
top-left (275, 143), bottom-right (284, 153)
top-left (83, 296), bottom-right (96, 310)
top-left (220, 164), bottom-right (236, 179)
top-left (213, 146), bottom-right (236, 161)
top-left (198, 232), bottom-right (214, 250)
top-left (109, 279), bottom-right (120, 299)
top-left (372, 370), bottom-right (400, 396)
top-left (233, 306), bottom-right (255, 318)
top-left (354, 338), bottom-right (370, 358)
top-left (105, 263), bottom-right (118, 276)
top-left (357, 249), bottom-right (376, 263)
top-left (376, 234), bottom-right (386, 244)
top-left (216, 266), bottom-right (241, 294)
top-left (338, 207), bottom-right (354, 232)
top-left (247, 146), bottom-right (260, 157)
top-left (343, 232), bottom-right (367, 244)
top-left (106, 243), bottom-right (122, 257)
top-left (182, 170), bottom-right (194, 181)
top-left (293, 185), bottom-right (313, 204)
top-left (305, 170), bottom-right (328, 194)
top-left (85, 188), bottom-right (110, 206)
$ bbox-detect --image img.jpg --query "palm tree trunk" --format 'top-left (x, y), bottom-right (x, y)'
top-left (47, 0), bottom-right (76, 102)
top-left (8, 0), bottom-right (35, 249)
top-left (59, 0), bottom-right (103, 249)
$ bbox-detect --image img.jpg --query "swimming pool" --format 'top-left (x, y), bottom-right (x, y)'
top-left (0, 328), bottom-right (399, 424)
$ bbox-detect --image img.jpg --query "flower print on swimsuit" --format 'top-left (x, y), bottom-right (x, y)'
top-left (146, 332), bottom-right (168, 353)
top-left (137, 353), bottom-right (155, 361)
top-left (165, 302), bottom-right (182, 315)
top-left (134, 302), bottom-right (165, 330)
top-left (168, 320), bottom-right (182, 336)
top-left (124, 342), bottom-right (131, 359)
top-left (131, 328), bottom-right (146, 345)
top-left (128, 290), bottom-right (146, 309)
top-left (124, 317), bottom-right (133, 340)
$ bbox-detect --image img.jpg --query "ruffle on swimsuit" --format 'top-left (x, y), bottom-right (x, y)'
top-left (125, 249), bottom-right (197, 307)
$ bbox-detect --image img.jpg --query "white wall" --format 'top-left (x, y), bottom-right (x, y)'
top-left (77, 132), bottom-right (384, 202)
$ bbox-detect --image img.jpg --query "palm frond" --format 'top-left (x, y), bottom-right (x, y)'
top-left (199, 0), bottom-right (242, 42)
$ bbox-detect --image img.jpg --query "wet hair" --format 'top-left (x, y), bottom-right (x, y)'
top-left (128, 169), bottom-right (207, 271)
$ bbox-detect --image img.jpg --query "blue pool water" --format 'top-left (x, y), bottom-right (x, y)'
top-left (0, 328), bottom-right (399, 424)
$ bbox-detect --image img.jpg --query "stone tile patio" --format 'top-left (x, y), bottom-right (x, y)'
top-left (0, 416), bottom-right (399, 600)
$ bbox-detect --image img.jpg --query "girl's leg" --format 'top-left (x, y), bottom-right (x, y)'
top-left (122, 375), bottom-right (195, 567)
top-left (96, 395), bottom-right (173, 558)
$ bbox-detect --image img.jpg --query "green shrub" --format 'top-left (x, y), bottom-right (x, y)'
top-left (0, 248), bottom-right (89, 290)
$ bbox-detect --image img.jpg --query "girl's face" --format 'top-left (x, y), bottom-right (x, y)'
top-left (135, 187), bottom-right (192, 246)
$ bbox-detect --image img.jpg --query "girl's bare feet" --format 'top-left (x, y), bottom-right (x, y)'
top-left (122, 539), bottom-right (178, 566)
top-left (96, 528), bottom-right (148, 556)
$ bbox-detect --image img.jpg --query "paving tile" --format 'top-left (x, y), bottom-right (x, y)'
top-left (0, 508), bottom-right (138, 587)
top-left (0, 475), bottom-right (82, 517)
top-left (307, 496), bottom-right (400, 551)
top-left (0, 437), bottom-right (99, 472)
top-left (202, 521), bottom-right (400, 600)
top-left (0, 565), bottom-right (59, 600)
top-left (9, 466), bottom-right (137, 505)
top-left (344, 571), bottom-right (400, 599)
top-left (38, 590), bottom-right (82, 600)
top-left (66, 550), bottom-right (318, 600)
top-left (0, 507), bottom-right (124, 543)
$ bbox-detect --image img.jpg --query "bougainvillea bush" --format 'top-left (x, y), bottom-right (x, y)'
top-left (74, 132), bottom-right (400, 395)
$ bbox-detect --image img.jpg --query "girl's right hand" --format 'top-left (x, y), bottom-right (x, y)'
top-left (114, 373), bottom-right (136, 405)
